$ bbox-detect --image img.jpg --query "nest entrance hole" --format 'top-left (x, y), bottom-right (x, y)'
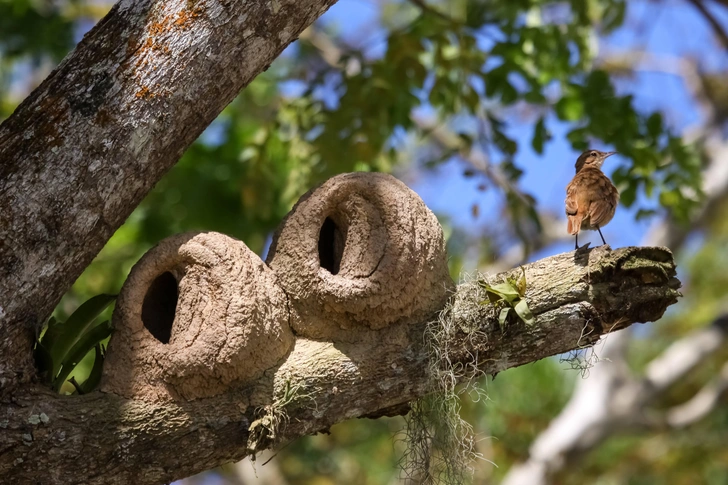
top-left (318, 217), bottom-right (347, 275)
top-left (141, 271), bottom-right (178, 344)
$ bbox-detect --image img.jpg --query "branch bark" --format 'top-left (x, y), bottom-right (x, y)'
top-left (0, 0), bottom-right (339, 393)
top-left (0, 244), bottom-right (679, 485)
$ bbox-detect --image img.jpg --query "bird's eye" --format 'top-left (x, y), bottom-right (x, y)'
top-left (590, 151), bottom-right (597, 157)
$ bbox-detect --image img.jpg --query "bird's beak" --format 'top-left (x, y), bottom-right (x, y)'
top-left (605, 151), bottom-right (617, 158)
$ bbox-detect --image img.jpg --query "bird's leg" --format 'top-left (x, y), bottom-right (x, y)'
top-left (597, 226), bottom-right (607, 245)
top-left (575, 232), bottom-right (579, 250)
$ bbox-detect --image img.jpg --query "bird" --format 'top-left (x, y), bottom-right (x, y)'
top-left (565, 149), bottom-right (619, 250)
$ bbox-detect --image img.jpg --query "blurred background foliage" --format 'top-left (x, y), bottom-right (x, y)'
top-left (4, 0), bottom-right (728, 483)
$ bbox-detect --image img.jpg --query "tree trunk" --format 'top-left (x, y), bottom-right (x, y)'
top-left (0, 0), bottom-right (339, 394)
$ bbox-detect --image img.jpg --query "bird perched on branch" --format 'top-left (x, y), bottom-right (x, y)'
top-left (565, 149), bottom-right (619, 250)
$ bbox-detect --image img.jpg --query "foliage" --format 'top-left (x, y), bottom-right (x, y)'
top-left (479, 267), bottom-right (534, 329)
top-left (34, 294), bottom-right (115, 394)
top-left (0, 0), bottom-right (75, 61)
top-left (278, 0), bottom-right (703, 235)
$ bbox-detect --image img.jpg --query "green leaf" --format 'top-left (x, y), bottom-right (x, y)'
top-left (531, 116), bottom-right (549, 154)
top-left (555, 95), bottom-right (584, 121)
top-left (620, 184), bottom-right (637, 207)
top-left (516, 267), bottom-right (527, 297)
top-left (78, 345), bottom-right (106, 395)
top-left (53, 321), bottom-right (113, 392)
top-left (602, 0), bottom-right (627, 33)
top-left (45, 294), bottom-right (116, 377)
top-left (659, 189), bottom-right (681, 209)
top-left (498, 307), bottom-right (511, 330)
top-left (514, 299), bottom-right (535, 326)
top-left (646, 112), bottom-right (663, 140)
top-left (33, 341), bottom-right (53, 383)
top-left (501, 81), bottom-right (518, 104)
top-left (635, 209), bottom-right (657, 221)
top-left (486, 282), bottom-right (521, 303)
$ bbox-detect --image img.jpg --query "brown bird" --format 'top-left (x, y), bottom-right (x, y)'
top-left (565, 149), bottom-right (619, 250)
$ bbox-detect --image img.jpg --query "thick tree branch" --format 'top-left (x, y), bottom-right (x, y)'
top-left (0, 0), bottom-right (339, 393)
top-left (0, 245), bottom-right (679, 485)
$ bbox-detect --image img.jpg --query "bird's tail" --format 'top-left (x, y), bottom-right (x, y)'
top-left (567, 215), bottom-right (582, 236)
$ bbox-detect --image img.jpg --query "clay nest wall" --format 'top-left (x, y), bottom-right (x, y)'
top-left (266, 172), bottom-right (454, 341)
top-left (102, 173), bottom-right (454, 402)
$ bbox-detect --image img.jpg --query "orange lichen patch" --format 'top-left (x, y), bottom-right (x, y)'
top-left (174, 6), bottom-right (204, 29)
top-left (124, 4), bottom-right (205, 102)
top-left (148, 12), bottom-right (175, 37)
top-left (135, 85), bottom-right (157, 100)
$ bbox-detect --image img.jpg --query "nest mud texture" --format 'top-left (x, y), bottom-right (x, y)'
top-left (103, 173), bottom-right (454, 401)
top-left (266, 172), bottom-right (454, 341)
top-left (102, 232), bottom-right (294, 401)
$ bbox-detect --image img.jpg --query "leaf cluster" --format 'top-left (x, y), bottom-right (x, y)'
top-left (479, 267), bottom-right (535, 329)
top-left (33, 294), bottom-right (115, 394)
top-left (0, 0), bottom-right (75, 61)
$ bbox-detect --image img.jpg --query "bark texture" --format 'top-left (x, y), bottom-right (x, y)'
top-left (0, 0), bottom-right (339, 394)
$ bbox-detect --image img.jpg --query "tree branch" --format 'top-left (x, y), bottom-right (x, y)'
top-left (0, 0), bottom-right (340, 394)
top-left (0, 245), bottom-right (679, 484)
top-left (685, 0), bottom-right (728, 51)
top-left (665, 359), bottom-right (728, 428)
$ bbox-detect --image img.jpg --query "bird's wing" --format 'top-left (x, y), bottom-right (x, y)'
top-left (588, 199), bottom-right (613, 227)
top-left (587, 176), bottom-right (618, 227)
top-left (565, 181), bottom-right (583, 235)
top-left (565, 183), bottom-right (578, 216)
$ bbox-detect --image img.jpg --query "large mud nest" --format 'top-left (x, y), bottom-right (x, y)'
top-left (102, 232), bottom-right (294, 401)
top-left (266, 172), bottom-right (453, 341)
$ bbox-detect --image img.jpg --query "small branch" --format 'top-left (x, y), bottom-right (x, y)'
top-left (410, 113), bottom-right (534, 204)
top-left (641, 315), bottom-right (728, 396)
top-left (299, 28), bottom-right (534, 209)
top-left (484, 212), bottom-right (568, 273)
top-left (685, 0), bottom-right (728, 51)
top-left (598, 50), bottom-right (715, 126)
top-left (665, 359), bottom-right (728, 428)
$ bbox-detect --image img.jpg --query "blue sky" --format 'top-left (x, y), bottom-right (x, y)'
top-left (311, 0), bottom-right (726, 262)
